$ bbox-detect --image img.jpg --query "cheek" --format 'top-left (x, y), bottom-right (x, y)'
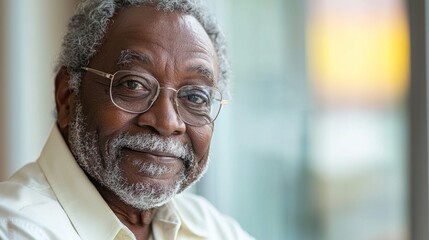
top-left (188, 125), bottom-right (213, 161)
top-left (87, 108), bottom-right (132, 137)
top-left (79, 87), bottom-right (133, 137)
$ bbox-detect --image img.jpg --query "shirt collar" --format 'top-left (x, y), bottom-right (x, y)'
top-left (163, 196), bottom-right (209, 238)
top-left (38, 125), bottom-right (132, 240)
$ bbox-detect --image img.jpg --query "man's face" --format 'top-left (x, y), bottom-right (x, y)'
top-left (63, 6), bottom-right (218, 210)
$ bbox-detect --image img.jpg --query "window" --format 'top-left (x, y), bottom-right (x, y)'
top-left (199, 0), bottom-right (412, 239)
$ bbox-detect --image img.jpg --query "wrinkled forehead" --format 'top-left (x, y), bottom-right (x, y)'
top-left (113, 6), bottom-right (197, 33)
top-left (93, 5), bottom-right (218, 80)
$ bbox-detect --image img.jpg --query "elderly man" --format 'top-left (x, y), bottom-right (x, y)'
top-left (0, 0), bottom-right (254, 239)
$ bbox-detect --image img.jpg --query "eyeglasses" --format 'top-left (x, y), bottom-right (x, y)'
top-left (81, 67), bottom-right (228, 126)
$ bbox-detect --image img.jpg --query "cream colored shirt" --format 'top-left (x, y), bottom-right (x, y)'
top-left (0, 127), bottom-right (254, 240)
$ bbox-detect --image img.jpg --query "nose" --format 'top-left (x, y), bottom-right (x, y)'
top-left (136, 89), bottom-right (186, 136)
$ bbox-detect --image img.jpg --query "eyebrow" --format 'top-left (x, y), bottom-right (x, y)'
top-left (117, 49), bottom-right (215, 83)
top-left (187, 65), bottom-right (215, 83)
top-left (117, 49), bottom-right (154, 67)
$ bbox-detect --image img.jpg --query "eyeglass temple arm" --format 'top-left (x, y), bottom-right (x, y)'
top-left (82, 67), bottom-right (114, 79)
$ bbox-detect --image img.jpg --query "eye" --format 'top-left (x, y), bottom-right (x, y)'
top-left (112, 74), bottom-right (154, 98)
top-left (187, 93), bottom-right (208, 104)
top-left (178, 86), bottom-right (211, 109)
top-left (122, 80), bottom-right (144, 90)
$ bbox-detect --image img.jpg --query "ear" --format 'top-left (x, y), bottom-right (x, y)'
top-left (55, 67), bottom-right (75, 131)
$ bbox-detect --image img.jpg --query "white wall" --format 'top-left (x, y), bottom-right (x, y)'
top-left (0, 1), bottom-right (76, 180)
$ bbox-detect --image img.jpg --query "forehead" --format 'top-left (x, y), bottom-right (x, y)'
top-left (90, 5), bottom-right (218, 82)
top-left (110, 6), bottom-right (209, 41)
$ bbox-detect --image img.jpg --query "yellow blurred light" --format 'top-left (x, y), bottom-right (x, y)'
top-left (307, 3), bottom-right (409, 106)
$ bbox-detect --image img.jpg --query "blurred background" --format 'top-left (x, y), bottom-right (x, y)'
top-left (0, 0), bottom-right (426, 239)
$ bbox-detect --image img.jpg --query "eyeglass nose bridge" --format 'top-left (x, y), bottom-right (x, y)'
top-left (159, 86), bottom-right (178, 93)
top-left (155, 86), bottom-right (179, 104)
top-left (148, 86), bottom-right (181, 116)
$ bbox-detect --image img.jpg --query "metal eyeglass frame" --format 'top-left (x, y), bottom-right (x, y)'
top-left (81, 67), bottom-right (228, 126)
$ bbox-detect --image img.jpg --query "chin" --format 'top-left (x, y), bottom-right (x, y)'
top-left (103, 167), bottom-right (184, 210)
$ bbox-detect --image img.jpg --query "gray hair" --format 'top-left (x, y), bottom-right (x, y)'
top-left (56, 0), bottom-right (229, 96)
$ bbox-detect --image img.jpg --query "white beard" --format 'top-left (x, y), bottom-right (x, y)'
top-left (67, 101), bottom-right (201, 210)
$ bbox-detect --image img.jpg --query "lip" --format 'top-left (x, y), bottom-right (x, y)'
top-left (136, 149), bottom-right (177, 158)
top-left (121, 148), bottom-right (184, 179)
top-left (122, 148), bottom-right (181, 162)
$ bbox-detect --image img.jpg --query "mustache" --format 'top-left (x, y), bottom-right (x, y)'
top-left (109, 133), bottom-right (196, 167)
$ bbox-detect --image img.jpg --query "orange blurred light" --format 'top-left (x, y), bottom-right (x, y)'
top-left (307, 0), bottom-right (409, 107)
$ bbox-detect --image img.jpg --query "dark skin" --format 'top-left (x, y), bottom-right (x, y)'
top-left (55, 6), bottom-right (218, 240)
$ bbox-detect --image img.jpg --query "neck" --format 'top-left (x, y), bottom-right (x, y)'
top-left (92, 180), bottom-right (158, 240)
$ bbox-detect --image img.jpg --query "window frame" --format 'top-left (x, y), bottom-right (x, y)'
top-left (408, 0), bottom-right (429, 239)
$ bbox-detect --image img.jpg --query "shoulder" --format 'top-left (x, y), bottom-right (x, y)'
top-left (0, 163), bottom-right (78, 240)
top-left (171, 193), bottom-right (255, 239)
top-left (0, 162), bottom-right (56, 210)
top-left (0, 209), bottom-right (56, 240)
